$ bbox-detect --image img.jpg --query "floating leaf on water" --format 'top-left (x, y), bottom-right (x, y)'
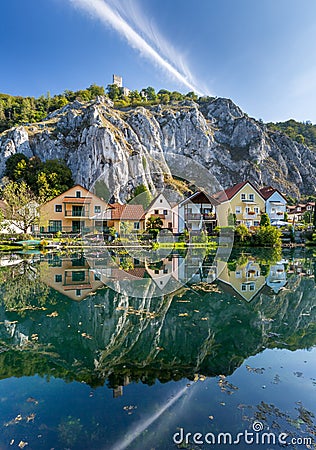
top-left (18, 441), bottom-right (28, 449)
top-left (46, 311), bottom-right (58, 318)
top-left (10, 439), bottom-right (14, 445)
top-left (27, 397), bottom-right (38, 405)
top-left (208, 415), bottom-right (214, 420)
top-left (178, 313), bottom-right (189, 317)
top-left (26, 413), bottom-right (36, 423)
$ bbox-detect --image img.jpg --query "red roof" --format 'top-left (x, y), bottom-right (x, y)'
top-left (259, 186), bottom-right (276, 200)
top-left (111, 203), bottom-right (145, 220)
top-left (214, 181), bottom-right (263, 203)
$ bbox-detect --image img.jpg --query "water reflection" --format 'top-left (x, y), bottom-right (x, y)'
top-left (0, 249), bottom-right (315, 395)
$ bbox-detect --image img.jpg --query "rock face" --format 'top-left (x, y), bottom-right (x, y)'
top-left (1, 95), bottom-right (315, 199)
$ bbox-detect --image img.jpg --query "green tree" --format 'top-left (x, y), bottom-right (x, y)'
top-left (130, 184), bottom-right (152, 208)
top-left (260, 212), bottom-right (270, 227)
top-left (256, 225), bottom-right (282, 247)
top-left (4, 153), bottom-right (29, 181)
top-left (146, 216), bottom-right (163, 238)
top-left (235, 224), bottom-right (251, 243)
top-left (2, 181), bottom-right (40, 233)
top-left (106, 84), bottom-right (122, 101)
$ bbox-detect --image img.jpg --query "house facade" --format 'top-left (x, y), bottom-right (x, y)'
top-left (287, 202), bottom-right (315, 223)
top-left (260, 186), bottom-right (287, 222)
top-left (178, 191), bottom-right (218, 234)
top-left (105, 203), bottom-right (145, 234)
top-left (145, 193), bottom-right (178, 234)
top-left (39, 185), bottom-right (111, 233)
top-left (215, 181), bottom-right (266, 228)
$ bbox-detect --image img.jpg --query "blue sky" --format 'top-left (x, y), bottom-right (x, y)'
top-left (1, 0), bottom-right (316, 123)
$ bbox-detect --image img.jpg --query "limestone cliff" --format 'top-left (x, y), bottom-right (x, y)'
top-left (1, 95), bottom-right (315, 199)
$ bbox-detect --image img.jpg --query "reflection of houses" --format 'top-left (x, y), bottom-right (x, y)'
top-left (217, 258), bottom-right (266, 302)
top-left (40, 254), bottom-right (104, 301)
top-left (145, 193), bottom-right (178, 233)
top-left (40, 185), bottom-right (111, 233)
top-left (146, 257), bottom-right (179, 289)
top-left (266, 263), bottom-right (287, 293)
top-left (215, 181), bottom-right (265, 228)
top-left (178, 191), bottom-right (219, 234)
top-left (260, 187), bottom-right (287, 223)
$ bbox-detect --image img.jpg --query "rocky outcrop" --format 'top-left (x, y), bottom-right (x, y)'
top-left (1, 95), bottom-right (315, 199)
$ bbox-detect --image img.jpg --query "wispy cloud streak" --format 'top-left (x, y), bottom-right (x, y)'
top-left (70, 0), bottom-right (204, 94)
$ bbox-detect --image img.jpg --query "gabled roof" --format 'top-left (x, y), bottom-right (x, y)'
top-left (180, 191), bottom-right (220, 206)
top-left (214, 180), bottom-right (264, 203)
top-left (146, 192), bottom-right (172, 212)
top-left (259, 186), bottom-right (287, 202)
top-left (111, 203), bottom-right (145, 220)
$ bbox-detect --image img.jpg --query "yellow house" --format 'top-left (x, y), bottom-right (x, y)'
top-left (39, 185), bottom-right (111, 233)
top-left (217, 257), bottom-right (266, 302)
top-left (215, 181), bottom-right (266, 228)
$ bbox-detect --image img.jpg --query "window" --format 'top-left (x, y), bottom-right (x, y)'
top-left (249, 283), bottom-right (255, 291)
top-left (134, 222), bottom-right (140, 230)
top-left (307, 206), bottom-right (312, 210)
top-left (154, 269), bottom-right (159, 274)
top-left (248, 193), bottom-right (254, 201)
top-left (55, 204), bottom-right (62, 212)
top-left (235, 206), bottom-right (241, 214)
top-left (76, 289), bottom-right (81, 297)
top-left (245, 207), bottom-right (250, 214)
top-left (76, 191), bottom-right (81, 198)
top-left (241, 284), bottom-right (247, 291)
top-left (254, 207), bottom-right (259, 214)
top-left (55, 274), bottom-right (62, 283)
top-left (297, 207), bottom-right (301, 211)
top-left (235, 270), bottom-right (241, 278)
top-left (72, 271), bottom-right (85, 282)
top-left (160, 199), bottom-right (163, 203)
top-left (154, 210), bottom-right (159, 214)
top-left (94, 205), bottom-right (101, 214)
top-left (94, 273), bottom-right (101, 281)
top-left (168, 222), bottom-right (172, 229)
top-left (163, 209), bottom-right (168, 215)
top-left (254, 221), bottom-right (260, 227)
top-left (48, 220), bottom-right (62, 232)
top-left (241, 193), bottom-right (246, 200)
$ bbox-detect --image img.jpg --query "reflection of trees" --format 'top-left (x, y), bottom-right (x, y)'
top-left (0, 259), bottom-right (53, 314)
top-left (0, 251), bottom-right (315, 388)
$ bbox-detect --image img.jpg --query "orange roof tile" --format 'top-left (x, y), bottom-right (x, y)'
top-left (111, 203), bottom-right (145, 220)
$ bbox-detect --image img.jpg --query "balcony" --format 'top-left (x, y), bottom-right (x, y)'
top-left (270, 212), bottom-right (285, 220)
top-left (203, 213), bottom-right (216, 221)
top-left (65, 208), bottom-right (89, 217)
top-left (243, 212), bottom-right (259, 220)
top-left (185, 213), bottom-right (202, 221)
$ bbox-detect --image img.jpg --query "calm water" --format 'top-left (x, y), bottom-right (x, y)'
top-left (0, 248), bottom-right (315, 449)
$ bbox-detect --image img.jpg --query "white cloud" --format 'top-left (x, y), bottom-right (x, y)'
top-left (70, 0), bottom-right (205, 95)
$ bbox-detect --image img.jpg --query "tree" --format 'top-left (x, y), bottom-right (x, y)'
top-left (106, 84), bottom-right (122, 101)
top-left (2, 181), bottom-right (40, 233)
top-left (235, 224), bottom-right (251, 243)
top-left (146, 216), bottom-right (163, 238)
top-left (4, 153), bottom-right (29, 181)
top-left (130, 184), bottom-right (152, 208)
top-left (255, 225), bottom-right (282, 247)
top-left (260, 212), bottom-right (270, 227)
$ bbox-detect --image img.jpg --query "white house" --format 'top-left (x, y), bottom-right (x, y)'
top-left (178, 191), bottom-right (218, 233)
top-left (260, 186), bottom-right (287, 223)
top-left (145, 192), bottom-right (178, 234)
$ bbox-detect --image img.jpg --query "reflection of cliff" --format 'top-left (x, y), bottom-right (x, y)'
top-left (0, 253), bottom-right (315, 388)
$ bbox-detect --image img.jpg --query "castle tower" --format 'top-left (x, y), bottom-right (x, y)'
top-left (113, 74), bottom-right (123, 88)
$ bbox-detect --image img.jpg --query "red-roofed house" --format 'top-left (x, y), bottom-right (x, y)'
top-left (215, 180), bottom-right (266, 228)
top-left (105, 203), bottom-right (145, 234)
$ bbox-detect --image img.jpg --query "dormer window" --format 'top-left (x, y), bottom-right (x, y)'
top-left (76, 191), bottom-right (81, 198)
